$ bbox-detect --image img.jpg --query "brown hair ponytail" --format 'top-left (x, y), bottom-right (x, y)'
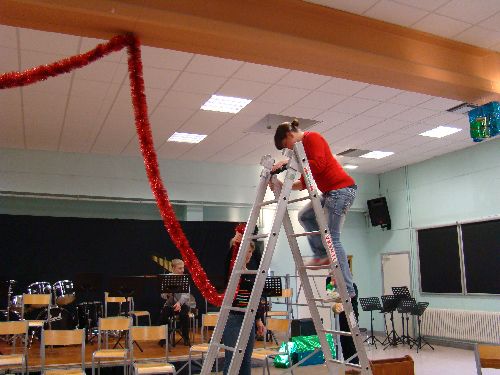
top-left (274, 119), bottom-right (300, 150)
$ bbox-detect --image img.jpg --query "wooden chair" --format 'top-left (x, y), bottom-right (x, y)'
top-left (92, 316), bottom-right (131, 375)
top-left (0, 320), bottom-right (29, 375)
top-left (104, 292), bottom-right (127, 317)
top-left (41, 328), bottom-right (86, 375)
top-left (105, 292), bottom-right (151, 326)
top-left (252, 318), bottom-right (292, 375)
top-left (266, 289), bottom-right (293, 318)
top-left (475, 343), bottom-right (500, 375)
top-left (129, 325), bottom-right (175, 374)
top-left (22, 293), bottom-right (51, 347)
top-left (128, 297), bottom-right (151, 326)
top-left (187, 313), bottom-right (220, 375)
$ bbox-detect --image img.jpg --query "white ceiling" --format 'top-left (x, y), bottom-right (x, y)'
top-left (305, 0), bottom-right (500, 51)
top-left (0, 23), bottom-right (485, 174)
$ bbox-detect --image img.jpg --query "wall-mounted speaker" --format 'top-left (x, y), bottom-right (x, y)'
top-left (367, 197), bottom-right (391, 230)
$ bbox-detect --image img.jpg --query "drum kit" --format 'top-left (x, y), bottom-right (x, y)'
top-left (2, 279), bottom-right (103, 342)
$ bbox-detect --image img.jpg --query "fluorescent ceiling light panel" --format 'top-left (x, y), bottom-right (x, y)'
top-left (343, 164), bottom-right (359, 170)
top-left (360, 151), bottom-right (394, 159)
top-left (201, 95), bottom-right (252, 113)
top-left (419, 126), bottom-right (462, 138)
top-left (167, 132), bottom-right (207, 144)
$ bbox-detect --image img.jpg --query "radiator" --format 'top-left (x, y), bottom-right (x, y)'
top-left (421, 308), bottom-right (500, 344)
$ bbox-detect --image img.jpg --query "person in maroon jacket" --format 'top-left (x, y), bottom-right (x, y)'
top-left (271, 119), bottom-right (357, 297)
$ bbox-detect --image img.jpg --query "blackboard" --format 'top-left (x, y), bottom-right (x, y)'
top-left (462, 219), bottom-right (500, 294)
top-left (417, 225), bottom-right (462, 293)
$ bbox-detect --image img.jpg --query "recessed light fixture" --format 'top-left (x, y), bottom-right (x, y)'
top-left (360, 151), bottom-right (394, 159)
top-left (167, 132), bottom-right (207, 144)
top-left (343, 164), bottom-right (359, 170)
top-left (419, 126), bottom-right (462, 138)
top-left (201, 94), bottom-right (252, 114)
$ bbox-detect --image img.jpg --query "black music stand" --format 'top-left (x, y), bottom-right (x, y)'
top-left (380, 295), bottom-right (400, 349)
top-left (75, 273), bottom-right (103, 303)
top-left (159, 274), bottom-right (190, 348)
top-left (392, 286), bottom-right (411, 345)
top-left (359, 297), bottom-right (383, 348)
top-left (397, 298), bottom-right (418, 347)
top-left (262, 277), bottom-right (283, 345)
top-left (410, 302), bottom-right (434, 353)
top-left (109, 277), bottom-right (145, 351)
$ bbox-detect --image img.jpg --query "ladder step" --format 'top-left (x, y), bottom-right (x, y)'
top-left (300, 265), bottom-right (332, 270)
top-left (288, 230), bottom-right (321, 238)
top-left (320, 329), bottom-right (352, 337)
top-left (311, 298), bottom-right (340, 304)
top-left (224, 306), bottom-right (247, 313)
top-left (288, 196), bottom-right (311, 204)
top-left (234, 270), bottom-right (259, 275)
top-left (249, 233), bottom-right (269, 240)
top-left (259, 199), bottom-right (278, 207)
top-left (328, 359), bottom-right (362, 369)
top-left (217, 344), bottom-right (236, 352)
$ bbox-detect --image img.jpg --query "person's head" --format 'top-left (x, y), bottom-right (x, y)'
top-left (171, 259), bottom-right (185, 274)
top-left (245, 241), bottom-right (256, 265)
top-left (274, 119), bottom-right (301, 150)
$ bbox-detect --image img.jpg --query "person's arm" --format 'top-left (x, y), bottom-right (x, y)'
top-left (178, 292), bottom-right (190, 305)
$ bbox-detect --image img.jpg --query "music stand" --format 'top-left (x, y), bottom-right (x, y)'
top-left (74, 273), bottom-right (103, 302)
top-left (359, 297), bottom-right (383, 348)
top-left (380, 295), bottom-right (400, 349)
top-left (392, 286), bottom-right (411, 345)
top-left (397, 298), bottom-right (417, 347)
top-left (262, 277), bottom-right (283, 344)
top-left (159, 274), bottom-right (190, 347)
top-left (410, 302), bottom-right (434, 353)
top-left (109, 276), bottom-right (146, 351)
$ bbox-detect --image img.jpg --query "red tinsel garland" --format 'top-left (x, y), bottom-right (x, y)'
top-left (0, 33), bottom-right (234, 306)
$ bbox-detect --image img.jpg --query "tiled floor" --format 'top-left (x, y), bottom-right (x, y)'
top-left (251, 343), bottom-right (500, 375)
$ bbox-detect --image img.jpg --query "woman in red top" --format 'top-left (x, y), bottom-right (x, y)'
top-left (272, 120), bottom-right (357, 297)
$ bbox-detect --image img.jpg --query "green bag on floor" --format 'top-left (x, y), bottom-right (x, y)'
top-left (273, 334), bottom-right (336, 368)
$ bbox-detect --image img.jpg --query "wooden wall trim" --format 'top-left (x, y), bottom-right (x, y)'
top-left (1, 0), bottom-right (499, 104)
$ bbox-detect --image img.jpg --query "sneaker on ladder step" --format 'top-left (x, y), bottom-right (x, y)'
top-left (304, 256), bottom-right (330, 267)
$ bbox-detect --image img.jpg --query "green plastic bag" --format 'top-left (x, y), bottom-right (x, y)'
top-left (273, 341), bottom-right (297, 368)
top-left (273, 334), bottom-right (336, 368)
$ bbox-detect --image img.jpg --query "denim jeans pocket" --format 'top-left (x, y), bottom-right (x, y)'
top-left (325, 188), bottom-right (356, 216)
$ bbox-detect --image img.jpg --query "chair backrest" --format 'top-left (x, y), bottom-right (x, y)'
top-left (266, 318), bottom-right (290, 333)
top-left (281, 288), bottom-right (293, 298)
top-left (22, 293), bottom-right (51, 306)
top-left (41, 329), bottom-right (85, 372)
top-left (0, 320), bottom-right (29, 335)
top-left (104, 292), bottom-right (128, 317)
top-left (129, 325), bottom-right (168, 362)
top-left (201, 313), bottom-right (219, 343)
top-left (99, 316), bottom-right (131, 331)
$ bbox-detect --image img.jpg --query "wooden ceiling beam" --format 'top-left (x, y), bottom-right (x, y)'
top-left (1, 0), bottom-right (499, 104)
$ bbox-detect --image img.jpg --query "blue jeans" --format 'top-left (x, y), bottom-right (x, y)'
top-left (298, 186), bottom-right (357, 296)
top-left (222, 313), bottom-right (255, 375)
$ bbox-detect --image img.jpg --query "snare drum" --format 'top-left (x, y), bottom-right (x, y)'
top-left (53, 280), bottom-right (75, 305)
top-left (77, 301), bottom-right (103, 329)
top-left (26, 282), bottom-right (52, 308)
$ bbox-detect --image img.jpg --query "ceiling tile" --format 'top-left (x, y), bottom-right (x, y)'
top-left (330, 97), bottom-right (380, 114)
top-left (392, 0), bottom-right (450, 11)
top-left (363, 0), bottom-right (428, 27)
top-left (238, 100), bottom-right (288, 117)
top-left (22, 74), bottom-right (71, 96)
top-left (0, 25), bottom-right (17, 49)
top-left (361, 102), bottom-right (410, 118)
top-left (178, 110), bottom-right (233, 134)
top-left (318, 77), bottom-right (368, 96)
top-left (156, 141), bottom-right (194, 159)
top-left (59, 122), bottom-right (98, 153)
top-left (232, 62), bottom-right (289, 83)
top-left (207, 133), bottom-right (269, 163)
top-left (141, 46), bottom-right (193, 70)
top-left (0, 89), bottom-right (23, 148)
top-left (23, 91), bottom-right (66, 125)
top-left (396, 121), bottom-right (438, 135)
top-left (157, 91), bottom-right (210, 110)
top-left (360, 132), bottom-right (410, 149)
top-left (171, 72), bottom-right (226, 94)
top-left (217, 79), bottom-right (270, 99)
top-left (392, 107), bottom-right (438, 122)
top-left (454, 26), bottom-right (500, 48)
top-left (482, 12), bottom-right (500, 32)
top-left (257, 85), bottom-right (310, 105)
top-left (277, 71), bottom-right (331, 90)
top-left (0, 47), bottom-right (19, 72)
top-left (219, 114), bottom-right (262, 133)
top-left (293, 91), bottom-right (347, 110)
top-left (73, 59), bottom-right (122, 83)
top-left (150, 107), bottom-right (195, 141)
top-left (143, 67), bottom-right (180, 90)
top-left (304, 0), bottom-right (379, 14)
top-left (354, 85), bottom-right (401, 101)
top-left (280, 106), bottom-right (324, 119)
top-left (412, 13), bottom-right (471, 38)
top-left (71, 79), bottom-right (110, 101)
top-left (329, 114), bottom-right (382, 132)
top-left (388, 91), bottom-right (434, 106)
top-left (183, 127), bottom-right (243, 162)
top-left (64, 96), bottom-right (102, 125)
top-left (185, 54), bottom-right (244, 77)
top-left (19, 28), bottom-right (80, 55)
top-left (24, 119), bottom-right (60, 151)
top-left (435, 0), bottom-right (500, 23)
top-left (314, 110), bottom-right (354, 125)
top-left (418, 97), bottom-right (463, 111)
top-left (422, 112), bottom-right (466, 126)
top-left (368, 118), bottom-right (412, 132)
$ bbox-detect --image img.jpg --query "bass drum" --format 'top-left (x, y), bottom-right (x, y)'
top-left (0, 310), bottom-right (21, 321)
top-left (36, 307), bottom-right (76, 330)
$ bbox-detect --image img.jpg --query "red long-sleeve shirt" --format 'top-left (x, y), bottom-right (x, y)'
top-left (299, 131), bottom-right (355, 193)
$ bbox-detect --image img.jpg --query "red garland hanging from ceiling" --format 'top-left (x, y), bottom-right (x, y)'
top-left (0, 33), bottom-right (243, 307)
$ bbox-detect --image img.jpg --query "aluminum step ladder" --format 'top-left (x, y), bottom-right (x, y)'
top-left (200, 141), bottom-right (372, 375)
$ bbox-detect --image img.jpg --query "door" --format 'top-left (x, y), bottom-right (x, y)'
top-left (381, 252), bottom-right (412, 336)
